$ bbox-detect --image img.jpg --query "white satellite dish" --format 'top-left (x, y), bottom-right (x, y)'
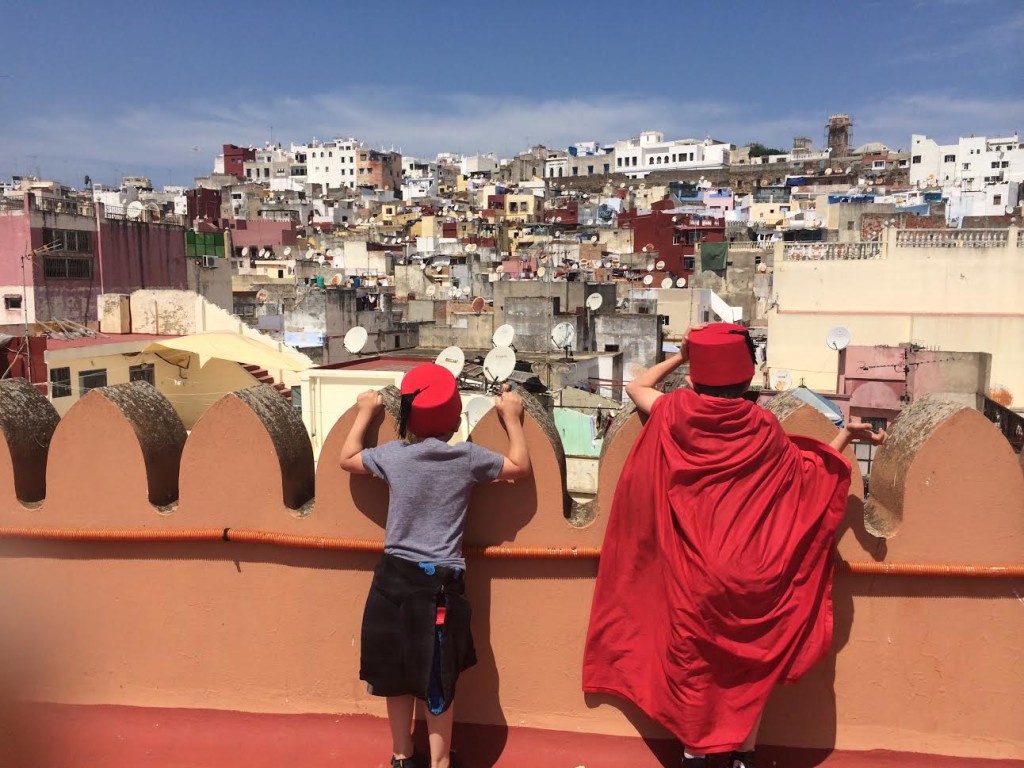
top-left (585, 293), bottom-right (604, 311)
top-left (317, 255), bottom-right (326, 266)
top-left (283, 246), bottom-right (292, 257)
top-left (642, 274), bottom-right (654, 286)
top-left (259, 248), bottom-right (269, 259)
top-left (590, 235), bottom-right (598, 243)
top-left (655, 259), bottom-right (666, 271)
top-left (826, 326), bottom-right (852, 351)
top-left (241, 246), bottom-right (250, 257)
top-left (646, 262), bottom-right (655, 272)
top-left (660, 277), bottom-right (674, 289)
top-left (343, 326), bottom-right (368, 354)
top-left (461, 286), bottom-right (471, 296)
top-left (492, 324), bottom-right (516, 348)
top-left (770, 370), bottom-right (792, 391)
top-left (537, 266), bottom-right (547, 277)
top-left (676, 277), bottom-right (687, 288)
top-left (551, 322), bottom-right (577, 351)
top-left (425, 284), bottom-right (437, 297)
top-left (435, 346), bottom-right (466, 378)
top-left (466, 243), bottom-right (478, 253)
top-left (127, 201), bottom-right (145, 219)
top-left (483, 346), bottom-right (517, 383)
top-left (465, 396), bottom-right (494, 431)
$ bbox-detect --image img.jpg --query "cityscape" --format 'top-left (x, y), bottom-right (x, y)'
top-left (0, 3), bottom-right (1022, 767)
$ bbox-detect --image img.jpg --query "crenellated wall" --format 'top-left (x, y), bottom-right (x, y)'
top-left (0, 378), bottom-right (1021, 762)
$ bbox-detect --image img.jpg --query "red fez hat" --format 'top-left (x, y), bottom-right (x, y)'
top-left (688, 323), bottom-right (756, 387)
top-left (399, 363), bottom-right (462, 438)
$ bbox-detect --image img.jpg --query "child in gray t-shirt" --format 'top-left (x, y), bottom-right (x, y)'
top-left (339, 365), bottom-right (531, 768)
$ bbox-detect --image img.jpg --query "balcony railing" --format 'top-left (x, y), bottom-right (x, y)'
top-left (782, 242), bottom-right (882, 261)
top-left (32, 197), bottom-right (95, 217)
top-left (896, 229), bottom-right (1008, 248)
top-left (0, 197), bottom-right (23, 213)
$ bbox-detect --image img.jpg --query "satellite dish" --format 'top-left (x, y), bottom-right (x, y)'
top-left (329, 274), bottom-right (343, 286)
top-left (425, 284), bottom-right (437, 297)
top-left (317, 255), bottom-right (326, 266)
top-left (435, 346), bottom-right (466, 378)
top-left (461, 286), bottom-right (471, 296)
top-left (646, 262), bottom-right (655, 272)
top-left (655, 259), bottom-right (666, 270)
top-left (127, 201), bottom-right (145, 219)
top-left (495, 264), bottom-right (504, 273)
top-left (256, 289), bottom-right (269, 303)
top-left (551, 322), bottom-right (577, 352)
top-left (449, 287), bottom-right (461, 299)
top-left (283, 246), bottom-right (292, 257)
top-left (643, 244), bottom-right (654, 253)
top-left (483, 346), bottom-right (517, 383)
top-left (537, 266), bottom-right (547, 277)
top-left (492, 324), bottom-right (515, 347)
top-left (259, 248), bottom-right (269, 259)
top-left (303, 248), bottom-right (314, 260)
top-left (471, 296), bottom-right (485, 313)
top-left (241, 246), bottom-right (250, 257)
top-left (585, 293), bottom-right (604, 311)
top-left (676, 277), bottom-right (687, 288)
top-left (642, 274), bottom-right (654, 286)
top-left (466, 243), bottom-right (478, 253)
top-left (660, 277), bottom-right (674, 289)
top-left (465, 396), bottom-right (494, 431)
top-left (343, 326), bottom-right (368, 354)
top-left (826, 326), bottom-right (852, 351)
top-left (590, 235), bottom-right (598, 243)
top-left (368, 294), bottom-right (377, 304)
top-left (824, 168), bottom-right (833, 176)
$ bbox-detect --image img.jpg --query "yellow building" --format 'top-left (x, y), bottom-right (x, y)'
top-left (767, 224), bottom-right (1024, 399)
top-left (504, 194), bottom-right (539, 223)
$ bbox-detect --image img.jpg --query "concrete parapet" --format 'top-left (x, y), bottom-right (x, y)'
top-left (0, 386), bottom-right (1021, 762)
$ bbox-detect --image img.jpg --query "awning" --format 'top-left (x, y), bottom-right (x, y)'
top-left (145, 332), bottom-right (312, 372)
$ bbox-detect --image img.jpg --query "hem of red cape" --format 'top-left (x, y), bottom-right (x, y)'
top-left (581, 682), bottom-right (750, 753)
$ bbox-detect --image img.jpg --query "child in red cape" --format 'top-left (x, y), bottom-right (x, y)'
top-left (582, 324), bottom-right (885, 768)
top-left (340, 365), bottom-right (532, 768)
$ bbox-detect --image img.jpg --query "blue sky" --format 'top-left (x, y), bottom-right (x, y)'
top-left (1, 0), bottom-right (1021, 187)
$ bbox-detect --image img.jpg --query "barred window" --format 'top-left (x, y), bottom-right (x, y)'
top-left (43, 256), bottom-right (93, 280)
top-left (42, 228), bottom-right (93, 253)
top-left (129, 363), bottom-right (155, 385)
top-left (50, 367), bottom-right (72, 398)
top-left (78, 369), bottom-right (107, 393)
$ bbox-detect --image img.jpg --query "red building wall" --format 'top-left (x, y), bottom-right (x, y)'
top-left (223, 145), bottom-right (255, 180)
top-left (227, 220), bottom-right (299, 254)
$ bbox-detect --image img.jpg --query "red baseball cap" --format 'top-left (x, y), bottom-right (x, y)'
top-left (688, 323), bottom-right (756, 387)
top-left (400, 364), bottom-right (462, 438)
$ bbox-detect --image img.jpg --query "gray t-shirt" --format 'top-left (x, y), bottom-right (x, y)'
top-left (361, 438), bottom-right (506, 569)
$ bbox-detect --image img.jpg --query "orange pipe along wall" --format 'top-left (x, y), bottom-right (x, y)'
top-left (0, 377), bottom-right (1022, 763)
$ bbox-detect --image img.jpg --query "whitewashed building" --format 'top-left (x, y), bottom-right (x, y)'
top-left (613, 131), bottom-right (731, 178)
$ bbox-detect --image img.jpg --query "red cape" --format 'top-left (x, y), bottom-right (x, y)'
top-left (582, 388), bottom-right (851, 752)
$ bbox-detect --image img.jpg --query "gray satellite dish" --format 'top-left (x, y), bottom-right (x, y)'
top-left (435, 346), bottom-right (466, 378)
top-left (483, 346), bottom-right (517, 383)
top-left (585, 293), bottom-right (603, 311)
top-left (343, 326), bottom-right (368, 354)
top-left (551, 322), bottom-right (576, 352)
top-left (826, 326), bottom-right (852, 351)
top-left (492, 324), bottom-right (516, 348)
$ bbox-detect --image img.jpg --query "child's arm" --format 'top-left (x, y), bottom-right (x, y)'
top-left (339, 390), bottom-right (385, 475)
top-left (625, 325), bottom-right (701, 415)
top-left (493, 388), bottom-right (532, 480)
top-left (830, 421), bottom-right (887, 453)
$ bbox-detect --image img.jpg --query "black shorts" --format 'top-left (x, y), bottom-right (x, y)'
top-left (359, 554), bottom-right (477, 706)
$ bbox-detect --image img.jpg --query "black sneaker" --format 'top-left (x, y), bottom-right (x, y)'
top-left (390, 755), bottom-right (422, 768)
top-left (729, 750), bottom-right (756, 768)
top-left (681, 756), bottom-right (707, 767)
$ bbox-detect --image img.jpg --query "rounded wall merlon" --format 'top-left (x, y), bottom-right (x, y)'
top-left (0, 378), bottom-right (60, 505)
top-left (865, 395), bottom-right (1024, 563)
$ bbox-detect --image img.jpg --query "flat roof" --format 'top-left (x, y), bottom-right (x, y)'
top-left (45, 333), bottom-right (171, 351)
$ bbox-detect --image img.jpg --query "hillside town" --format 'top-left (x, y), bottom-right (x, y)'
top-left (1, 110), bottom-right (1023, 768)
top-left (2, 115), bottom-right (1021, 475)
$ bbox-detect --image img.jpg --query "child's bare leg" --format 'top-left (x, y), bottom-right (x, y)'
top-left (424, 702), bottom-right (455, 768)
top-left (386, 695), bottom-right (416, 759)
top-left (740, 711), bottom-right (763, 751)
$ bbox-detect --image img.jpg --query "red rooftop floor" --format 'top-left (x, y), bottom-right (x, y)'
top-left (4, 704), bottom-right (1019, 768)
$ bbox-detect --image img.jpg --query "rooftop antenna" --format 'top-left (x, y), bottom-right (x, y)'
top-left (492, 323), bottom-right (516, 351)
top-left (483, 346), bottom-right (517, 392)
top-left (435, 345), bottom-right (466, 378)
top-left (551, 321), bottom-right (576, 361)
top-left (343, 326), bottom-right (369, 356)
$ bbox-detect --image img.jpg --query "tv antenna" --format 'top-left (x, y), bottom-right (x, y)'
top-left (343, 326), bottom-right (369, 355)
top-left (483, 346), bottom-right (517, 391)
top-left (551, 321), bottom-right (576, 360)
top-left (435, 345), bottom-right (466, 378)
top-left (492, 324), bottom-right (516, 350)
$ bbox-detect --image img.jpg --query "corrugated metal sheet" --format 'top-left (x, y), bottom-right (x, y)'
top-left (553, 408), bottom-right (601, 457)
